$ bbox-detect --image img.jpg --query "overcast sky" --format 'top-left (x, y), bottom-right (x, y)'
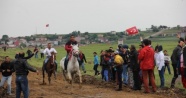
top-left (0, 0), bottom-right (186, 37)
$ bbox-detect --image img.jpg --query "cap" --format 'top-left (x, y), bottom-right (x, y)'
top-left (122, 45), bottom-right (128, 49)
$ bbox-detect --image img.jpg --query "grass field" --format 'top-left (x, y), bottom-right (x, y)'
top-left (0, 36), bottom-right (185, 90)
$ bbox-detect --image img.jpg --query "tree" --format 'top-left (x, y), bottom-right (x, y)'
top-left (1, 35), bottom-right (9, 44)
top-left (25, 36), bottom-right (31, 42)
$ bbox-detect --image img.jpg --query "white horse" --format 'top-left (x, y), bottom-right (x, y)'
top-left (60, 44), bottom-right (82, 87)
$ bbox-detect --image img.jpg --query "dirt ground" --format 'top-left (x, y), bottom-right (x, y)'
top-left (0, 57), bottom-right (185, 98)
top-left (0, 71), bottom-right (185, 98)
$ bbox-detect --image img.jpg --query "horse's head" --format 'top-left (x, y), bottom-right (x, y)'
top-left (49, 51), bottom-right (56, 65)
top-left (71, 44), bottom-right (79, 57)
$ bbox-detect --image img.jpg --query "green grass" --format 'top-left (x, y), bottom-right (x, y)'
top-left (0, 36), bottom-right (185, 90)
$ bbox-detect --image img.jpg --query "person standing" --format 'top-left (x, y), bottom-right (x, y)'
top-left (102, 50), bottom-right (111, 81)
top-left (155, 45), bottom-right (165, 88)
top-left (78, 51), bottom-right (87, 73)
top-left (112, 51), bottom-right (124, 91)
top-left (129, 45), bottom-right (141, 90)
top-left (138, 39), bottom-right (156, 93)
top-left (34, 47), bottom-right (38, 58)
top-left (179, 50), bottom-right (186, 88)
top-left (120, 45), bottom-right (129, 85)
top-left (26, 48), bottom-right (32, 57)
top-left (93, 52), bottom-right (100, 76)
top-left (13, 53), bottom-right (39, 98)
top-left (163, 50), bottom-right (171, 74)
top-left (0, 56), bottom-right (14, 95)
top-left (170, 38), bottom-right (184, 88)
top-left (40, 48), bottom-right (44, 59)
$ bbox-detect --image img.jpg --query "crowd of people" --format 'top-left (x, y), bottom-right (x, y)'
top-left (0, 35), bottom-right (186, 98)
top-left (93, 38), bottom-right (186, 92)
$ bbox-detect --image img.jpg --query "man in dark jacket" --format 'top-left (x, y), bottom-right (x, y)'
top-left (120, 45), bottom-right (129, 85)
top-left (129, 45), bottom-right (141, 90)
top-left (13, 53), bottom-right (39, 98)
top-left (170, 38), bottom-right (184, 88)
top-left (78, 51), bottom-right (87, 73)
top-left (0, 56), bottom-right (14, 95)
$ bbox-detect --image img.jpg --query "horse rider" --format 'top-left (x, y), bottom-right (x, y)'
top-left (64, 35), bottom-right (78, 72)
top-left (43, 43), bottom-right (58, 71)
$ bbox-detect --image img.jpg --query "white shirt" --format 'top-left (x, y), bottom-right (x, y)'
top-left (43, 48), bottom-right (57, 57)
top-left (154, 51), bottom-right (165, 70)
top-left (40, 49), bottom-right (44, 53)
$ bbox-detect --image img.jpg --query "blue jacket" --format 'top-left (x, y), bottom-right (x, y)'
top-left (94, 55), bottom-right (99, 65)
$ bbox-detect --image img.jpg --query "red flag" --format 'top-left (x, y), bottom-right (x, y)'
top-left (46, 24), bottom-right (49, 27)
top-left (126, 26), bottom-right (139, 35)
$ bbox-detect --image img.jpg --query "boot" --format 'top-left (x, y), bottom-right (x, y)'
top-left (64, 59), bottom-right (68, 71)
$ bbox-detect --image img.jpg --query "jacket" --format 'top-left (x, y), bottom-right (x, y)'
top-left (65, 40), bottom-right (77, 53)
top-left (129, 50), bottom-right (139, 71)
top-left (79, 53), bottom-right (87, 64)
top-left (114, 55), bottom-right (124, 66)
top-left (119, 50), bottom-right (129, 65)
top-left (13, 58), bottom-right (37, 75)
top-left (0, 61), bottom-right (14, 76)
top-left (94, 55), bottom-right (99, 65)
top-left (138, 46), bottom-right (155, 70)
top-left (155, 51), bottom-right (165, 70)
top-left (171, 45), bottom-right (182, 65)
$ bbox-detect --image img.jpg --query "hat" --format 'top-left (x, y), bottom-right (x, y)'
top-left (122, 45), bottom-right (128, 49)
top-left (180, 38), bottom-right (184, 42)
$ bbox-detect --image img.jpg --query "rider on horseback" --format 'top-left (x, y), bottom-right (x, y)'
top-left (64, 35), bottom-right (78, 72)
top-left (43, 43), bottom-right (58, 71)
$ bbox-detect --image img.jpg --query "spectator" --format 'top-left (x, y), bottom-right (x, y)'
top-left (40, 48), bottom-right (44, 59)
top-left (26, 48), bottom-right (32, 57)
top-left (120, 45), bottom-right (129, 85)
top-left (179, 50), bottom-right (186, 88)
top-left (93, 52), bottom-right (100, 76)
top-left (0, 56), bottom-right (14, 95)
top-left (129, 45), bottom-right (141, 90)
top-left (34, 47), bottom-right (38, 58)
top-left (13, 52), bottom-right (39, 98)
top-left (155, 45), bottom-right (165, 88)
top-left (138, 39), bottom-right (156, 93)
top-left (170, 38), bottom-right (184, 88)
top-left (78, 51), bottom-right (87, 73)
top-left (100, 50), bottom-right (105, 80)
top-left (102, 50), bottom-right (111, 81)
top-left (163, 50), bottom-right (171, 74)
top-left (112, 51), bottom-right (124, 91)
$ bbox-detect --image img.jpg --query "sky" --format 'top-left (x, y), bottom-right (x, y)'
top-left (0, 0), bottom-right (186, 38)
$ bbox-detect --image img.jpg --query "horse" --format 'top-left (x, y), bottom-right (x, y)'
top-left (42, 52), bottom-right (57, 85)
top-left (60, 44), bottom-right (82, 87)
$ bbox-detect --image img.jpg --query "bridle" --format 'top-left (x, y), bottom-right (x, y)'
top-left (72, 49), bottom-right (79, 58)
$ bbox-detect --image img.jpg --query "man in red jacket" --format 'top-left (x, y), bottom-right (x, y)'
top-left (138, 39), bottom-right (156, 93)
top-left (64, 35), bottom-right (78, 71)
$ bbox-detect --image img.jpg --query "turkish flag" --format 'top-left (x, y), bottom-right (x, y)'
top-left (46, 24), bottom-right (49, 27)
top-left (126, 26), bottom-right (139, 35)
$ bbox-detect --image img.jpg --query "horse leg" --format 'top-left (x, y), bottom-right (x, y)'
top-left (54, 70), bottom-right (56, 80)
top-left (78, 70), bottom-right (82, 88)
top-left (48, 72), bottom-right (52, 85)
top-left (62, 70), bottom-right (67, 81)
top-left (42, 68), bottom-right (46, 85)
top-left (68, 72), bottom-right (72, 85)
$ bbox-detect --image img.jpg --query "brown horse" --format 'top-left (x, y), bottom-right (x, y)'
top-left (42, 52), bottom-right (57, 85)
